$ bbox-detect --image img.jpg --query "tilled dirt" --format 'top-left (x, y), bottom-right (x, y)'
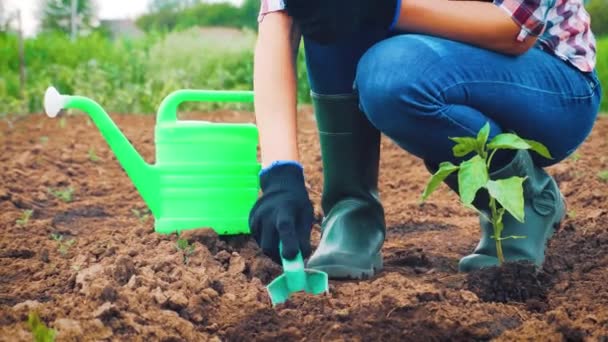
top-left (0, 109), bottom-right (607, 341)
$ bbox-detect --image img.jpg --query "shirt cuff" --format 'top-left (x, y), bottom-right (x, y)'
top-left (258, 0), bottom-right (287, 23)
top-left (493, 0), bottom-right (547, 41)
top-left (260, 160), bottom-right (303, 176)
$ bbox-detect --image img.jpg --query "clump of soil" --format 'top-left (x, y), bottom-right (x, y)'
top-left (466, 261), bottom-right (552, 303)
top-left (0, 110), bottom-right (607, 341)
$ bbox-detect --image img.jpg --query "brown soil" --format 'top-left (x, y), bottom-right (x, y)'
top-left (1, 109), bottom-right (607, 341)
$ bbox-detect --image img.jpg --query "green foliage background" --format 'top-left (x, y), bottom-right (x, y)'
top-left (136, 0), bottom-right (258, 32)
top-left (587, 0), bottom-right (608, 37)
top-left (597, 36), bottom-right (607, 112)
top-left (0, 0), bottom-right (605, 116)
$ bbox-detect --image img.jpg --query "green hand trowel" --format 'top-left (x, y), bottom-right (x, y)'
top-left (266, 243), bottom-right (329, 306)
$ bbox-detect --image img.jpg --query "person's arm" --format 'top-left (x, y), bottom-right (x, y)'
top-left (395, 0), bottom-right (539, 55)
top-left (249, 11), bottom-right (314, 264)
top-left (254, 12), bottom-right (301, 167)
top-left (283, 0), bottom-right (553, 56)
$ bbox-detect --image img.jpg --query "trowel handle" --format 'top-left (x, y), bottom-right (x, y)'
top-left (157, 89), bottom-right (254, 123)
top-left (278, 242), bottom-right (307, 293)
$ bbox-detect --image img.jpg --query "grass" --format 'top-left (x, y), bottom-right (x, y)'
top-left (0, 31), bottom-right (604, 116)
top-left (50, 233), bottom-right (76, 257)
top-left (597, 36), bottom-right (607, 113)
top-left (48, 187), bottom-right (74, 203)
top-left (598, 170), bottom-right (608, 182)
top-left (16, 209), bottom-right (33, 226)
top-left (27, 312), bottom-right (56, 342)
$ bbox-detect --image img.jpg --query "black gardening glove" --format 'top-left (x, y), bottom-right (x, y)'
top-left (249, 162), bottom-right (314, 264)
top-left (284, 0), bottom-right (400, 44)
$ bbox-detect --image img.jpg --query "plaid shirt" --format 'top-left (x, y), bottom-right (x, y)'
top-left (258, 0), bottom-right (597, 72)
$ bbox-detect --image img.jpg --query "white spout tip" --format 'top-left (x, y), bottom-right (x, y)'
top-left (44, 86), bottom-right (66, 118)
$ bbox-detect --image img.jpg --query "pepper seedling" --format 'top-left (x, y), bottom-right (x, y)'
top-left (421, 123), bottom-right (552, 265)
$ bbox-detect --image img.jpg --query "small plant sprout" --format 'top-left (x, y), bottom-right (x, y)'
top-left (569, 152), bottom-right (581, 162)
top-left (598, 170), bottom-right (608, 183)
top-left (131, 208), bottom-right (150, 222)
top-left (48, 187), bottom-right (74, 203)
top-left (176, 237), bottom-right (195, 265)
top-left (16, 209), bottom-right (33, 226)
top-left (59, 117), bottom-right (67, 129)
top-left (421, 123), bottom-right (553, 265)
top-left (27, 311), bottom-right (56, 342)
top-left (88, 148), bottom-right (100, 162)
top-left (50, 233), bottom-right (76, 257)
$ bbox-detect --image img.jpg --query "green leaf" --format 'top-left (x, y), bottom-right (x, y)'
top-left (524, 139), bottom-right (553, 159)
top-left (476, 122), bottom-right (491, 149)
top-left (449, 137), bottom-right (478, 157)
top-left (486, 177), bottom-right (526, 223)
top-left (487, 133), bottom-right (531, 151)
top-left (421, 162), bottom-right (459, 201)
top-left (28, 312), bottom-right (56, 342)
top-left (458, 155), bottom-right (489, 206)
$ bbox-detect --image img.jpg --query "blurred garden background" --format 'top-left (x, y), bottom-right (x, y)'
top-left (0, 0), bottom-right (606, 116)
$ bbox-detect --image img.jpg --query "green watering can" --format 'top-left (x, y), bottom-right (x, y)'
top-left (43, 86), bottom-right (261, 236)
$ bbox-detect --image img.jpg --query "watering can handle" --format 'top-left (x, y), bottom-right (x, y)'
top-left (156, 89), bottom-right (254, 124)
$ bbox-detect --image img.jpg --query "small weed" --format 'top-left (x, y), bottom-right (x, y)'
top-left (176, 237), bottom-right (195, 265)
top-left (16, 209), bottom-right (33, 226)
top-left (87, 148), bottom-right (100, 162)
top-left (39, 136), bottom-right (49, 144)
top-left (59, 117), bottom-right (66, 129)
top-left (48, 187), bottom-right (74, 203)
top-left (50, 233), bottom-right (76, 257)
top-left (131, 208), bottom-right (150, 222)
top-left (598, 170), bottom-right (608, 182)
top-left (27, 311), bottom-right (56, 342)
top-left (568, 210), bottom-right (577, 219)
top-left (570, 153), bottom-right (581, 162)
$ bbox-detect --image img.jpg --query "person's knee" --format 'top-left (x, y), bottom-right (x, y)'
top-left (355, 35), bottom-right (445, 133)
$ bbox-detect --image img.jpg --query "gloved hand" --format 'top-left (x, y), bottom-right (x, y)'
top-left (284, 0), bottom-right (400, 44)
top-left (249, 162), bottom-right (314, 264)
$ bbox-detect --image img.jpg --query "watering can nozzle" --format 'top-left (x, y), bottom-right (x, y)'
top-left (44, 87), bottom-right (67, 118)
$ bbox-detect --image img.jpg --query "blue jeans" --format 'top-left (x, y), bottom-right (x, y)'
top-left (304, 33), bottom-right (603, 168)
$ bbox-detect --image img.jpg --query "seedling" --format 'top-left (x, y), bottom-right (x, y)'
top-left (50, 233), bottom-right (76, 257)
top-left (569, 152), bottom-right (581, 162)
top-left (48, 187), bottom-right (74, 203)
top-left (16, 209), bottom-right (33, 226)
top-left (59, 117), bottom-right (67, 129)
top-left (598, 170), bottom-right (608, 182)
top-left (39, 136), bottom-right (49, 144)
top-left (421, 123), bottom-right (552, 265)
top-left (567, 210), bottom-right (577, 219)
top-left (131, 208), bottom-right (150, 222)
top-left (176, 237), bottom-right (195, 265)
top-left (27, 311), bottom-right (56, 342)
top-left (88, 148), bottom-right (100, 162)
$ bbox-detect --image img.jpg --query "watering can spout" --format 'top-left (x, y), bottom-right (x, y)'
top-left (44, 86), bottom-right (160, 216)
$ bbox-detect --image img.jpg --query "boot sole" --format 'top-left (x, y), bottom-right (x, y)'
top-left (308, 253), bottom-right (383, 280)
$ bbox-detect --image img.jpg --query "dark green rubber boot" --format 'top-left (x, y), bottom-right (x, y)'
top-left (428, 150), bottom-right (566, 272)
top-left (306, 93), bottom-right (386, 279)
